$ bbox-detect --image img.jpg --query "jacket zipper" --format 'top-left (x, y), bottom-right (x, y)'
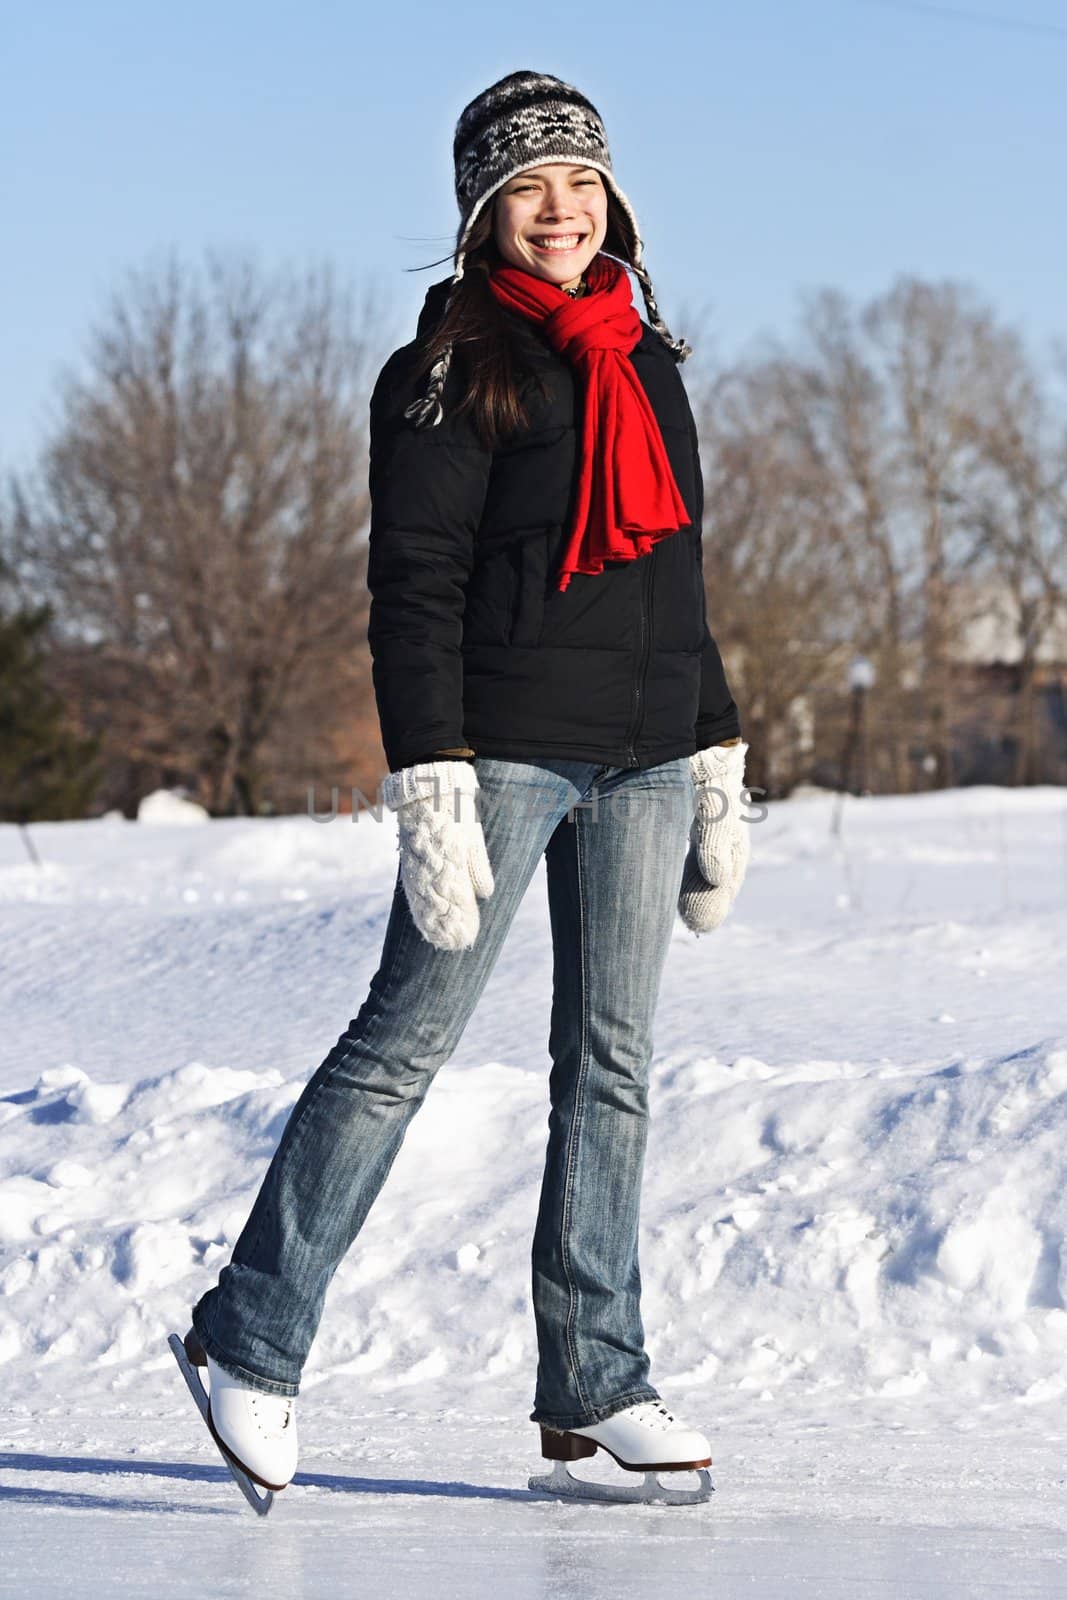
top-left (625, 553), bottom-right (654, 767)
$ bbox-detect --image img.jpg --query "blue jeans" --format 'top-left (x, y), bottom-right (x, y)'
top-left (192, 754), bottom-right (695, 1431)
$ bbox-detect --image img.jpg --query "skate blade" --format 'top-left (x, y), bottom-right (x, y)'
top-left (528, 1458), bottom-right (714, 1506)
top-left (167, 1332), bottom-right (275, 1517)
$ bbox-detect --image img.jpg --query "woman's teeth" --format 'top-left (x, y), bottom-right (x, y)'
top-left (530, 235), bottom-right (583, 252)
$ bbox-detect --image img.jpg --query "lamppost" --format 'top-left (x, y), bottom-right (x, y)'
top-left (832, 655), bottom-right (876, 837)
top-left (845, 655), bottom-right (876, 796)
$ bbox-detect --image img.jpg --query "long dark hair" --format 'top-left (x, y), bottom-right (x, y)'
top-left (410, 188), bottom-right (635, 451)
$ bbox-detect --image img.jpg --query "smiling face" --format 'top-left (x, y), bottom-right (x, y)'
top-left (492, 163), bottom-right (609, 291)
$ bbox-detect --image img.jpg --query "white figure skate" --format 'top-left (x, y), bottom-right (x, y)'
top-left (168, 1328), bottom-right (298, 1516)
top-left (528, 1399), bottom-right (714, 1505)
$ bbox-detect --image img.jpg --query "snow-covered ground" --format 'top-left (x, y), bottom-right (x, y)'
top-left (1, 783), bottom-right (1066, 1597)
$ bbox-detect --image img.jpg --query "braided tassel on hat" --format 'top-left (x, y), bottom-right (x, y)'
top-left (403, 312), bottom-right (460, 427)
top-left (403, 249), bottom-right (470, 426)
top-left (405, 70), bottom-right (691, 430)
top-left (631, 259), bottom-right (692, 363)
top-left (403, 347), bottom-right (454, 428)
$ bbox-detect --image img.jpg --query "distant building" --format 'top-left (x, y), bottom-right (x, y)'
top-left (945, 577), bottom-right (1067, 785)
top-left (946, 576), bottom-right (1067, 669)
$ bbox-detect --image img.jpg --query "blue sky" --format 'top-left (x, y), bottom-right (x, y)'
top-left (3, 0), bottom-right (1066, 471)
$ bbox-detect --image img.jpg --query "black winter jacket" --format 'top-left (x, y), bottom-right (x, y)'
top-left (366, 276), bottom-right (742, 774)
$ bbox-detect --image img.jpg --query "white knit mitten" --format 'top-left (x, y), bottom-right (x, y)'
top-left (678, 740), bottom-right (751, 935)
top-left (380, 760), bottom-right (494, 952)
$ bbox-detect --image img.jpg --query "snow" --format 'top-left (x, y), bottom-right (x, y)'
top-left (136, 789), bottom-right (211, 826)
top-left (1, 785), bottom-right (1066, 1596)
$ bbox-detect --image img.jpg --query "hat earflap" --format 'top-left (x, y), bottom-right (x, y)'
top-left (597, 174), bottom-right (691, 365)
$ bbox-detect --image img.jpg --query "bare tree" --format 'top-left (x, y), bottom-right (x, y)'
top-left (691, 275), bottom-right (1065, 795)
top-left (862, 276), bottom-right (1004, 789)
top-left (11, 257), bottom-right (1067, 809)
top-left (950, 330), bottom-right (1067, 782)
top-left (694, 350), bottom-right (857, 796)
top-left (14, 249), bottom-right (397, 814)
top-left (785, 287), bottom-right (917, 791)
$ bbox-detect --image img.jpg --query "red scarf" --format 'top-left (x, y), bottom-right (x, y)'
top-left (487, 253), bottom-right (691, 593)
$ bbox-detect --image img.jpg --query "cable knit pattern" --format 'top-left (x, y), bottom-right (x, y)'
top-left (380, 760), bottom-right (495, 951)
top-left (677, 740), bottom-right (751, 936)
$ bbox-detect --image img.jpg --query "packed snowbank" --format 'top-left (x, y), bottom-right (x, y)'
top-left (2, 1038), bottom-right (1066, 1414)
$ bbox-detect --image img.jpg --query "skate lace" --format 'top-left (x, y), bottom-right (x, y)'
top-left (631, 1400), bottom-right (677, 1431)
top-left (250, 1393), bottom-right (294, 1440)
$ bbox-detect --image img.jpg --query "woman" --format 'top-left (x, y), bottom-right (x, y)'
top-left (181, 69), bottom-right (751, 1502)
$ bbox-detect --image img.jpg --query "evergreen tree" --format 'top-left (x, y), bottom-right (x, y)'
top-left (0, 569), bottom-right (100, 821)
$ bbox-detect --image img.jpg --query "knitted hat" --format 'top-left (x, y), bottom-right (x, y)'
top-left (404, 69), bottom-right (692, 429)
